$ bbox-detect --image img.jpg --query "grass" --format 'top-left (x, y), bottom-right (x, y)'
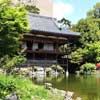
top-left (0, 74), bottom-right (64, 100)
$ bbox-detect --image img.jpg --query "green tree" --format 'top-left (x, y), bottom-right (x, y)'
top-left (72, 18), bottom-right (100, 47)
top-left (1, 54), bottom-right (26, 73)
top-left (69, 48), bottom-right (85, 65)
top-left (87, 2), bottom-right (100, 18)
top-left (70, 2), bottom-right (100, 72)
top-left (0, 0), bottom-right (28, 57)
top-left (70, 42), bottom-right (100, 66)
top-left (58, 18), bottom-right (71, 28)
top-left (87, 2), bottom-right (100, 29)
top-left (16, 0), bottom-right (40, 14)
top-left (25, 5), bottom-right (40, 14)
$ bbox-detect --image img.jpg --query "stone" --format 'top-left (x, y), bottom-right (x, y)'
top-left (41, 99), bottom-right (46, 100)
top-left (59, 90), bottom-right (66, 96)
top-left (64, 91), bottom-right (74, 100)
top-left (36, 67), bottom-right (45, 75)
top-left (31, 96), bottom-right (36, 100)
top-left (0, 68), bottom-right (4, 73)
top-left (5, 94), bottom-right (18, 100)
top-left (76, 97), bottom-right (82, 100)
top-left (45, 83), bottom-right (52, 90)
top-left (51, 88), bottom-right (58, 94)
top-left (29, 71), bottom-right (36, 78)
top-left (66, 91), bottom-right (74, 97)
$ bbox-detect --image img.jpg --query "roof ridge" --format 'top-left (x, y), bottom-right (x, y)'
top-left (29, 13), bottom-right (56, 20)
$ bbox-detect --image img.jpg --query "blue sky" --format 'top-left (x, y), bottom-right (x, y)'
top-left (53, 0), bottom-right (99, 24)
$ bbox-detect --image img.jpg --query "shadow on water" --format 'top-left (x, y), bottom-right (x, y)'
top-left (32, 74), bottom-right (100, 100)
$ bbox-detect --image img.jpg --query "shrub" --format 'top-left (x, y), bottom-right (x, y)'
top-left (1, 54), bottom-right (26, 74)
top-left (80, 63), bottom-right (96, 73)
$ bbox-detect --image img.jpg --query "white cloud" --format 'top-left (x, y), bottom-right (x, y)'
top-left (53, 2), bottom-right (74, 19)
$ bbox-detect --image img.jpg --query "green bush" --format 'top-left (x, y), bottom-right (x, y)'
top-left (80, 63), bottom-right (96, 73)
top-left (0, 54), bottom-right (26, 74)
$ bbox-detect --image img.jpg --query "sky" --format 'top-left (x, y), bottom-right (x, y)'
top-left (53, 0), bottom-right (99, 24)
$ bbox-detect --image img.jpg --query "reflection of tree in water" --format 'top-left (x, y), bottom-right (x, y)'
top-left (87, 92), bottom-right (99, 100)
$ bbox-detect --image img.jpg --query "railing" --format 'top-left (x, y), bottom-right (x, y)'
top-left (27, 60), bottom-right (57, 63)
top-left (24, 60), bottom-right (57, 66)
top-left (26, 49), bottom-right (63, 54)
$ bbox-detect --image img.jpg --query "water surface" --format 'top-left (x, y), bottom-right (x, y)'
top-left (32, 74), bottom-right (100, 100)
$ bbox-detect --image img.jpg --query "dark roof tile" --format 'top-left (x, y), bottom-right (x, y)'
top-left (27, 13), bottom-right (80, 36)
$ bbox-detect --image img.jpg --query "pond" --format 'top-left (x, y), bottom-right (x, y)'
top-left (32, 72), bottom-right (100, 100)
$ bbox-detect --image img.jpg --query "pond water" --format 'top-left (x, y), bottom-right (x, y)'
top-left (32, 73), bottom-right (100, 100)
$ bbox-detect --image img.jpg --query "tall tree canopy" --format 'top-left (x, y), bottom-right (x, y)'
top-left (87, 2), bottom-right (100, 18)
top-left (70, 2), bottom-right (100, 72)
top-left (25, 5), bottom-right (40, 14)
top-left (87, 2), bottom-right (100, 29)
top-left (14, 0), bottom-right (40, 14)
top-left (72, 18), bottom-right (100, 47)
top-left (0, 0), bottom-right (29, 57)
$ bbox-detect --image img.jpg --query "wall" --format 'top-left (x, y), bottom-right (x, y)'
top-left (36, 0), bottom-right (53, 17)
top-left (14, 0), bottom-right (53, 17)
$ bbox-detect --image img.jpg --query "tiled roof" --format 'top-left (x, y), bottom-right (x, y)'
top-left (27, 13), bottom-right (80, 36)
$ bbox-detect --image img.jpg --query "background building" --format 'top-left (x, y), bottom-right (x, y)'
top-left (14, 0), bottom-right (53, 17)
top-left (36, 0), bottom-right (53, 17)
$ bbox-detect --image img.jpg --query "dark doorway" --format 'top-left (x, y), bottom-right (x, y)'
top-left (26, 53), bottom-right (33, 59)
top-left (38, 43), bottom-right (44, 49)
top-left (26, 41), bottom-right (33, 50)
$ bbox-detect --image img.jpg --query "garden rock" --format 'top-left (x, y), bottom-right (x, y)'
top-left (51, 88), bottom-right (58, 94)
top-left (45, 83), bottom-right (52, 90)
top-left (64, 91), bottom-right (74, 100)
top-left (5, 94), bottom-right (18, 100)
top-left (76, 97), bottom-right (82, 100)
top-left (59, 90), bottom-right (66, 96)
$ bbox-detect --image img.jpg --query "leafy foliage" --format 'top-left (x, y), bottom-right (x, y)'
top-left (71, 2), bottom-right (100, 72)
top-left (72, 18), bottom-right (100, 46)
top-left (0, 0), bottom-right (28, 57)
top-left (85, 42), bottom-right (100, 63)
top-left (0, 77), bottom-right (16, 99)
top-left (59, 44), bottom-right (71, 53)
top-left (69, 48), bottom-right (85, 65)
top-left (58, 18), bottom-right (71, 28)
top-left (0, 54), bottom-right (26, 73)
top-left (0, 74), bottom-right (64, 100)
top-left (80, 63), bottom-right (96, 73)
top-left (70, 42), bottom-right (100, 65)
top-left (87, 2), bottom-right (100, 18)
top-left (25, 5), bottom-right (40, 14)
top-left (87, 2), bottom-right (100, 29)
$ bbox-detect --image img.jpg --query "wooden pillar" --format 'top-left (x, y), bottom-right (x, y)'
top-left (45, 53), bottom-right (47, 76)
top-left (66, 40), bottom-right (69, 77)
top-left (32, 40), bottom-right (35, 67)
top-left (55, 41), bottom-right (59, 76)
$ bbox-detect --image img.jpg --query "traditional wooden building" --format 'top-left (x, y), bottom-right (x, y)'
top-left (22, 13), bottom-right (80, 67)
